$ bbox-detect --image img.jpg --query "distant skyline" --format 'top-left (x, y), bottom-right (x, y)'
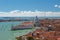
top-left (0, 0), bottom-right (60, 12)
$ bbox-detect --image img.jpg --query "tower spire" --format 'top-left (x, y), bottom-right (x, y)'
top-left (34, 16), bottom-right (41, 27)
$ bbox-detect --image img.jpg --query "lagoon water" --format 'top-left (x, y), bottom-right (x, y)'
top-left (0, 21), bottom-right (34, 40)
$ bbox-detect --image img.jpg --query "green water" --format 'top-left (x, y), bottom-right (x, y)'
top-left (0, 21), bottom-right (35, 40)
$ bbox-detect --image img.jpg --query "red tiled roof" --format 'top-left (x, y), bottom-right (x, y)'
top-left (23, 22), bottom-right (33, 25)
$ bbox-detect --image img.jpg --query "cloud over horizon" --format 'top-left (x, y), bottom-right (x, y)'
top-left (0, 10), bottom-right (60, 17)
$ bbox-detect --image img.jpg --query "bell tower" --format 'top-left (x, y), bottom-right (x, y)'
top-left (34, 16), bottom-right (41, 27)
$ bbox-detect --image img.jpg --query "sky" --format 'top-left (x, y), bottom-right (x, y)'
top-left (0, 0), bottom-right (60, 12)
top-left (0, 0), bottom-right (60, 17)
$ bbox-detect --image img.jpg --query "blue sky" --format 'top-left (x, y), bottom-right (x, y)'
top-left (0, 0), bottom-right (60, 12)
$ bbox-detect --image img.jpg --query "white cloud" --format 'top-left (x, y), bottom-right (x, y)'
top-left (10, 10), bottom-right (20, 13)
top-left (54, 5), bottom-right (58, 7)
top-left (54, 5), bottom-right (60, 8)
top-left (0, 10), bottom-right (60, 17)
top-left (58, 5), bottom-right (60, 8)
